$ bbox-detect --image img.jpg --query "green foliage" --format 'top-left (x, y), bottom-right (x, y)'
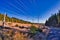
top-left (45, 10), bottom-right (60, 27)
top-left (0, 13), bottom-right (31, 24)
top-left (30, 25), bottom-right (38, 34)
top-left (0, 14), bottom-right (4, 21)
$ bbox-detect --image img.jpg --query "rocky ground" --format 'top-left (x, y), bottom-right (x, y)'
top-left (0, 26), bottom-right (60, 40)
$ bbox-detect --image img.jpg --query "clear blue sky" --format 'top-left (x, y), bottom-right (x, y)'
top-left (0, 0), bottom-right (60, 23)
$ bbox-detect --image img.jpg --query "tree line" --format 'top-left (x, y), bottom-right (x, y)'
top-left (0, 13), bottom-right (31, 24)
top-left (45, 10), bottom-right (60, 27)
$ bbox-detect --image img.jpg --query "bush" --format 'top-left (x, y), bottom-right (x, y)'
top-left (30, 25), bottom-right (38, 34)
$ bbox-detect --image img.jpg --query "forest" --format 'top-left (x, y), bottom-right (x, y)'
top-left (45, 10), bottom-right (60, 27)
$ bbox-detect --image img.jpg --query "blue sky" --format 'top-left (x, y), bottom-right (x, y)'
top-left (0, 0), bottom-right (60, 23)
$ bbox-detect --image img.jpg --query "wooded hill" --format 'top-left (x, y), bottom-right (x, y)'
top-left (45, 10), bottom-right (60, 27)
top-left (0, 13), bottom-right (31, 24)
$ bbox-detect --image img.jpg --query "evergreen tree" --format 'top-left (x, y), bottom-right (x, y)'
top-left (45, 10), bottom-right (60, 27)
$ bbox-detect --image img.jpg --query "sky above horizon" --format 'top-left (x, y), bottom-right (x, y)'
top-left (0, 0), bottom-right (60, 23)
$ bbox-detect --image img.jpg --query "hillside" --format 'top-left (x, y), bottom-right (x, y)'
top-left (0, 13), bottom-right (31, 24)
top-left (45, 10), bottom-right (60, 27)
